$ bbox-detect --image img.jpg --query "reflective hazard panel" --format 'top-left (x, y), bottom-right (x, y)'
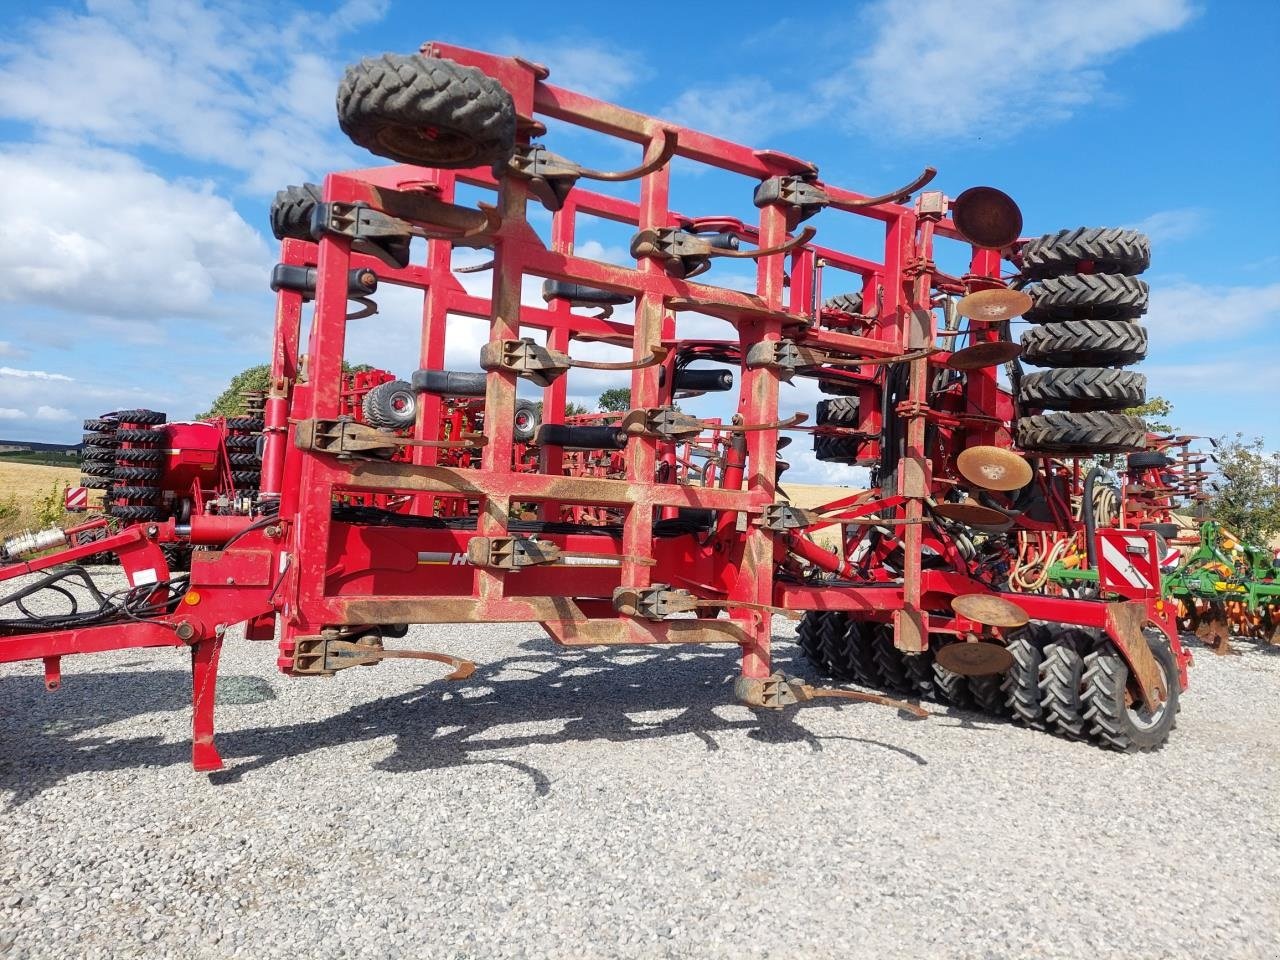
top-left (1096, 529), bottom-right (1160, 599)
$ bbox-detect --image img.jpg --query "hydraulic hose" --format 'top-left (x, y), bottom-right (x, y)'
top-left (1083, 466), bottom-right (1102, 570)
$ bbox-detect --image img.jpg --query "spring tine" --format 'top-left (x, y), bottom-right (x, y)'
top-left (843, 166), bottom-right (937, 208)
top-left (570, 345), bottom-right (668, 371)
top-left (577, 128), bottom-right (678, 182)
top-left (709, 225), bottom-right (817, 260)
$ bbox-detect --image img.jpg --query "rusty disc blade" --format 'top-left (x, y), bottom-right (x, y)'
top-left (951, 186), bottom-right (1024, 249)
top-left (956, 446), bottom-right (1033, 492)
top-left (952, 593), bottom-right (1030, 628)
top-left (957, 288), bottom-right (1033, 323)
top-left (935, 641), bottom-right (1015, 676)
top-left (932, 501), bottom-right (1013, 526)
top-left (945, 341), bottom-right (1022, 370)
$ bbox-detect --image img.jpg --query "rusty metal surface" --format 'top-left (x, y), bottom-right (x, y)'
top-left (950, 186), bottom-right (1023, 249)
top-left (932, 501), bottom-right (1015, 526)
top-left (951, 593), bottom-right (1030, 628)
top-left (1105, 601), bottom-right (1168, 712)
top-left (956, 446), bottom-right (1033, 491)
top-left (956, 288), bottom-right (1033, 323)
top-left (935, 640), bottom-right (1015, 676)
top-left (945, 340), bottom-right (1022, 370)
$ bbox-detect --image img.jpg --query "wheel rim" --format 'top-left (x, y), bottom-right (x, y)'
top-left (1126, 658), bottom-right (1173, 731)
top-left (514, 410), bottom-right (532, 432)
top-left (373, 120), bottom-right (480, 166)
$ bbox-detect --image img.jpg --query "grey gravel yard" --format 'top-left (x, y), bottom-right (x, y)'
top-left (1, 575), bottom-right (1277, 959)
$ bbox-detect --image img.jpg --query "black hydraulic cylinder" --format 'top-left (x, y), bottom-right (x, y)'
top-left (535, 424), bottom-right (627, 450)
top-left (411, 369), bottom-right (488, 396)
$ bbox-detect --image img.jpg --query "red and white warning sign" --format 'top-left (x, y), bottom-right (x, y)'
top-left (1096, 529), bottom-right (1160, 599)
top-left (64, 486), bottom-right (89, 512)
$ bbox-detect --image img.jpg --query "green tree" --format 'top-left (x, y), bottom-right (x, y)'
top-left (597, 388), bottom-right (631, 412)
top-left (1125, 395), bottom-right (1175, 433)
top-left (198, 360), bottom-right (376, 418)
top-left (1208, 434), bottom-right (1280, 544)
top-left (198, 364), bottom-right (270, 419)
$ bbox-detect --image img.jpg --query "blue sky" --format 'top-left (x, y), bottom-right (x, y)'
top-left (0, 0), bottom-right (1276, 483)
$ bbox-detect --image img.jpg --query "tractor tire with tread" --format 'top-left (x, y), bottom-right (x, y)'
top-left (1015, 412), bottom-right (1146, 455)
top-left (1127, 451), bottom-right (1172, 470)
top-left (337, 54), bottom-right (517, 172)
top-left (1020, 319), bottom-right (1147, 368)
top-left (1081, 632), bottom-right (1179, 751)
top-left (114, 465), bottom-right (164, 482)
top-left (1040, 633), bottom-right (1092, 740)
top-left (870, 626), bottom-right (910, 693)
top-left (270, 183), bottom-right (321, 241)
top-left (1018, 368), bottom-right (1146, 412)
top-left (1019, 228), bottom-right (1150, 279)
top-left (113, 409), bottom-right (166, 425)
top-left (1003, 625), bottom-right (1049, 728)
top-left (1024, 273), bottom-right (1148, 322)
top-left (108, 504), bottom-right (168, 522)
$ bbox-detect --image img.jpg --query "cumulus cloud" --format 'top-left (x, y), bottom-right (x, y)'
top-left (491, 37), bottom-right (643, 101)
top-left (0, 366), bottom-right (74, 382)
top-left (1146, 280), bottom-right (1280, 347)
top-left (0, 0), bottom-right (386, 193)
top-left (0, 144), bottom-right (270, 326)
top-left (1129, 208), bottom-right (1204, 245)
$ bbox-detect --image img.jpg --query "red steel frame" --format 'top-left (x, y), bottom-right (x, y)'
top-left (0, 43), bottom-right (1186, 771)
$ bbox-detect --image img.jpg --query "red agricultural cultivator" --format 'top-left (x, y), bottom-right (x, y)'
top-left (0, 43), bottom-right (1187, 772)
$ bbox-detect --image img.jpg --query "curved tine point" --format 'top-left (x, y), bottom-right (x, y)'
top-left (847, 166), bottom-right (938, 208)
top-left (455, 259), bottom-right (495, 274)
top-left (713, 225), bottom-right (817, 260)
top-left (463, 202), bottom-right (502, 239)
top-left (345, 297), bottom-right (378, 321)
top-left (580, 128), bottom-right (678, 182)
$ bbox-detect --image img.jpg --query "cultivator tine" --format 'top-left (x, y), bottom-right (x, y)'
top-left (842, 166), bottom-right (937, 208)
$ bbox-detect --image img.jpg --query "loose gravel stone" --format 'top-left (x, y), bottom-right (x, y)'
top-left (0, 569), bottom-right (1276, 958)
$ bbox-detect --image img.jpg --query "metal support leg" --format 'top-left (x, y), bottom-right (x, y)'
top-left (191, 635), bottom-right (224, 772)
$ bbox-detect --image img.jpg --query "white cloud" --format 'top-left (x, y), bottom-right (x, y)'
top-left (0, 408), bottom-right (22, 420)
top-left (0, 144), bottom-right (270, 325)
top-left (1129, 208), bottom-right (1204, 244)
top-left (1146, 280), bottom-right (1280, 346)
top-left (0, 0), bottom-right (384, 193)
top-left (33, 405), bottom-right (74, 421)
top-left (0, 366), bottom-right (74, 382)
top-left (0, 342), bottom-right (24, 359)
top-left (830, 0), bottom-right (1196, 140)
top-left (663, 78), bottom-right (800, 143)
top-left (493, 37), bottom-right (641, 101)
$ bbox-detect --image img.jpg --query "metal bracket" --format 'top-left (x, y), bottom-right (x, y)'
top-left (312, 199), bottom-right (500, 267)
top-left (612, 584), bottom-right (699, 620)
top-left (508, 129), bottom-right (678, 211)
top-left (760, 504), bottom-right (824, 531)
top-left (619, 407), bottom-right (704, 441)
top-left (754, 174), bottom-right (829, 225)
top-left (292, 631), bottom-right (475, 679)
top-left (747, 339), bottom-right (935, 381)
top-left (630, 225), bottom-right (816, 280)
top-left (467, 536), bottom-right (560, 569)
top-left (293, 418), bottom-right (481, 460)
top-left (480, 338), bottom-right (666, 387)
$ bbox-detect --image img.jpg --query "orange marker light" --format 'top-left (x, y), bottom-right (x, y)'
top-left (184, 591), bottom-right (201, 606)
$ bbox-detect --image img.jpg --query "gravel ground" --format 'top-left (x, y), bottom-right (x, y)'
top-left (1, 570), bottom-right (1277, 959)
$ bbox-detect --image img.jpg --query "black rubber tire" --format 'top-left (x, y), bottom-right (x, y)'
top-left (225, 435), bottom-right (258, 450)
top-left (163, 543), bottom-right (192, 573)
top-left (108, 504), bottom-right (168, 522)
top-left (1019, 228), bottom-right (1150, 279)
top-left (362, 380), bottom-right (417, 430)
top-left (870, 626), bottom-right (911, 693)
top-left (109, 485), bottom-right (161, 500)
top-left (113, 409), bottom-right (166, 425)
top-left (1024, 273), bottom-right (1148, 322)
top-left (902, 651), bottom-right (937, 700)
top-left (823, 292), bottom-right (864, 315)
top-left (795, 611), bottom-right (849, 679)
top-left (512, 399), bottom-right (541, 444)
top-left (270, 183), bottom-right (321, 241)
top-left (83, 417), bottom-right (117, 432)
top-left (1141, 522), bottom-right (1181, 539)
top-left (114, 465), bottom-right (164, 482)
top-left (817, 379), bottom-right (860, 397)
top-left (1082, 632), bottom-right (1179, 751)
top-left (1039, 631), bottom-right (1093, 740)
top-left (1020, 319), bottom-right (1147, 368)
top-left (225, 416), bottom-right (265, 431)
top-left (80, 475), bottom-right (113, 489)
top-left (1002, 625), bottom-right (1049, 729)
top-left (231, 470), bottom-right (260, 485)
top-left (1126, 451), bottom-right (1172, 470)
top-left (967, 675), bottom-right (1009, 716)
top-left (1015, 412), bottom-right (1146, 455)
top-left (813, 435), bottom-right (862, 463)
top-left (80, 447), bottom-right (118, 462)
top-left (840, 619), bottom-right (882, 687)
top-left (337, 54), bottom-right (517, 171)
top-left (80, 461), bottom-right (116, 477)
top-left (81, 431), bottom-right (119, 447)
top-left (228, 453), bottom-right (260, 468)
top-left (114, 428), bottom-right (165, 445)
top-left (115, 447), bottom-right (165, 463)
top-left (816, 397), bottom-right (859, 426)
top-left (1018, 368), bottom-right (1146, 412)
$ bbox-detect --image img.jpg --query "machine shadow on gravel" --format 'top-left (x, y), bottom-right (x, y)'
top-left (0, 640), bottom-right (928, 800)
